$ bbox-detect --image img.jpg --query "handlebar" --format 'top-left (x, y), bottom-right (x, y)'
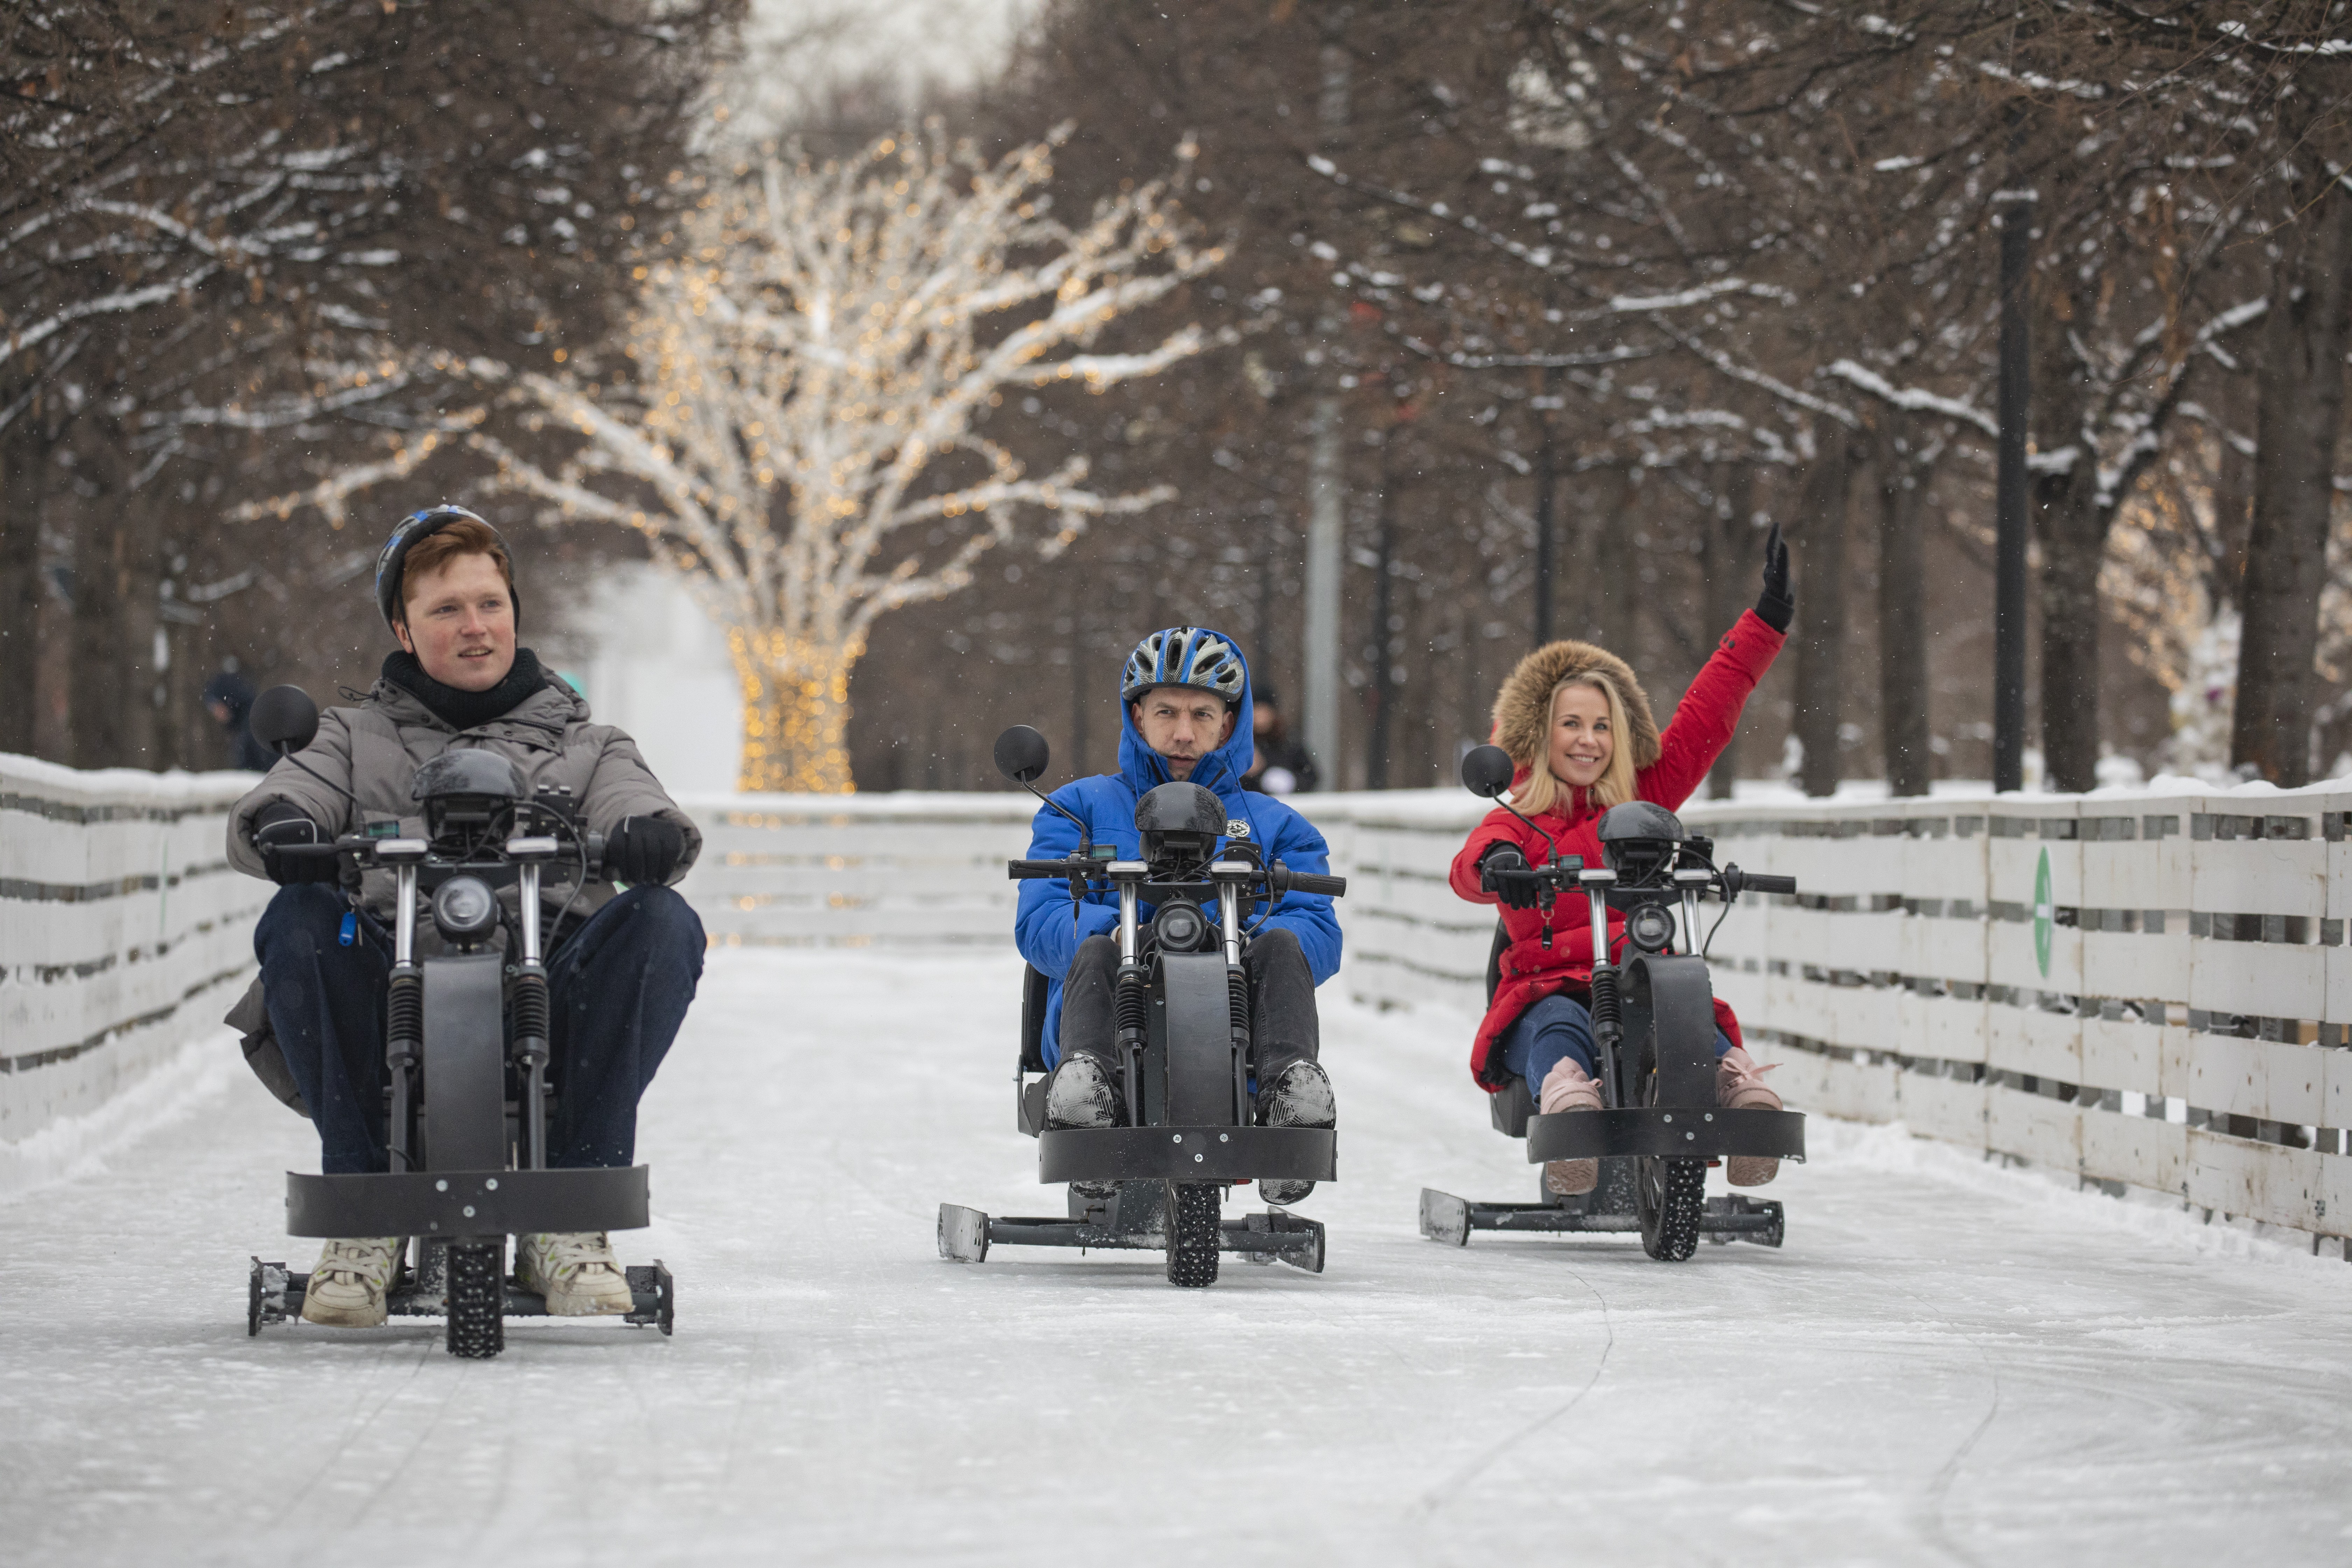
top-left (268, 828), bottom-right (606, 882)
top-left (1268, 865), bottom-right (1347, 898)
top-left (1004, 856), bottom-right (1346, 899)
top-left (1486, 856), bottom-right (1798, 901)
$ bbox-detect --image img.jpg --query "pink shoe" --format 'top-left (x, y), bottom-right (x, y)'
top-left (1717, 1045), bottom-right (1782, 1187)
top-left (1537, 1058), bottom-right (1603, 1196)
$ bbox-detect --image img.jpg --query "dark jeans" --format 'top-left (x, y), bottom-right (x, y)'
top-left (1059, 926), bottom-right (1320, 1087)
top-left (1500, 991), bottom-right (1731, 1106)
top-left (254, 883), bottom-right (705, 1174)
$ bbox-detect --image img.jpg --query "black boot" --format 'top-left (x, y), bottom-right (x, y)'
top-left (1044, 1052), bottom-right (1126, 1199)
top-left (1255, 1060), bottom-right (1335, 1205)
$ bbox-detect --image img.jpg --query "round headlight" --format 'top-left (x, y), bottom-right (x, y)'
top-left (1154, 903), bottom-right (1208, 954)
top-left (1625, 902), bottom-right (1676, 954)
top-left (432, 876), bottom-right (500, 944)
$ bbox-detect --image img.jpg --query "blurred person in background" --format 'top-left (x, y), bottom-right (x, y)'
top-left (203, 665), bottom-right (273, 772)
top-left (1241, 686), bottom-right (1320, 796)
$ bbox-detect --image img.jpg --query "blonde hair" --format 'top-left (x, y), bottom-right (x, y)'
top-left (1508, 672), bottom-right (1639, 817)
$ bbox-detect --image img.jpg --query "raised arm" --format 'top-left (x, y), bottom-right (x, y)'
top-left (1641, 524), bottom-right (1791, 808)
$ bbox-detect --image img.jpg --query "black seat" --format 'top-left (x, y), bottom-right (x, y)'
top-left (1015, 965), bottom-right (1052, 1136)
top-left (1484, 920), bottom-right (1536, 1136)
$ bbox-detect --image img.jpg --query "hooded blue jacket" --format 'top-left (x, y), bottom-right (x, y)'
top-left (1015, 633), bottom-right (1342, 1067)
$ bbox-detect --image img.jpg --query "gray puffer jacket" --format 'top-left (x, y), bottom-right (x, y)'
top-left (225, 667), bottom-right (702, 929)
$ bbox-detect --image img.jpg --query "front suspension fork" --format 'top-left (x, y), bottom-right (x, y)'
top-left (1114, 876), bottom-right (1147, 1121)
top-left (386, 862), bottom-right (421, 1174)
top-left (1214, 865), bottom-right (1253, 1124)
top-left (511, 859), bottom-right (551, 1171)
top-left (1585, 881), bottom-right (1627, 1111)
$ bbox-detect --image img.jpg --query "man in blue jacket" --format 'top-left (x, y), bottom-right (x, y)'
top-left (1015, 626), bottom-right (1341, 1204)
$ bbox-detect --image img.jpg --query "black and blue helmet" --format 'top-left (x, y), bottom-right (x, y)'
top-left (1122, 626), bottom-right (1245, 707)
top-left (373, 505), bottom-right (517, 632)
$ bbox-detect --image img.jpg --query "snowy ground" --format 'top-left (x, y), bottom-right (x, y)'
top-left (4, 950), bottom-right (2348, 1567)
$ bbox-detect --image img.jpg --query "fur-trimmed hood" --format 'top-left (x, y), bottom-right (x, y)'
top-left (1490, 639), bottom-right (1662, 776)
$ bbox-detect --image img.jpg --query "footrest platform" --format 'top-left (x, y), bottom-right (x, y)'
top-left (936, 1203), bottom-right (1325, 1273)
top-left (1417, 1188), bottom-right (1784, 1249)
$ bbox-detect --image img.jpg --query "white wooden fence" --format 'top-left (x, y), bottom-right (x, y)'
top-left (671, 791), bottom-right (1037, 945)
top-left (1298, 785), bottom-right (2352, 1252)
top-left (0, 757), bottom-right (266, 1175)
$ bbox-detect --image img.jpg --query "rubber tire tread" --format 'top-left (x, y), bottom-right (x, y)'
top-left (1639, 1157), bottom-right (1706, 1262)
top-left (446, 1239), bottom-right (505, 1358)
top-left (1165, 1181), bottom-right (1221, 1287)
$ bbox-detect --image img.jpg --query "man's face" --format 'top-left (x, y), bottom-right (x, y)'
top-left (394, 552), bottom-right (516, 693)
top-left (1132, 686), bottom-right (1236, 780)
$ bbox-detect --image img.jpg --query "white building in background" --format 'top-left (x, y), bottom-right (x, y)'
top-left (547, 563), bottom-right (742, 794)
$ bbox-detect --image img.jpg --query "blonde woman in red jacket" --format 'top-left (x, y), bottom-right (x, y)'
top-left (1448, 526), bottom-right (1793, 1195)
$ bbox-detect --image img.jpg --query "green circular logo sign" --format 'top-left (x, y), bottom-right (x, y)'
top-left (2033, 846), bottom-right (2053, 977)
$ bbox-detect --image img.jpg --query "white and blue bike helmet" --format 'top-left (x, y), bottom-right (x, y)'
top-left (374, 504), bottom-right (515, 632)
top-left (1122, 626), bottom-right (1246, 707)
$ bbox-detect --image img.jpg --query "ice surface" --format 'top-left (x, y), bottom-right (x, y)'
top-left (2, 950), bottom-right (2347, 1566)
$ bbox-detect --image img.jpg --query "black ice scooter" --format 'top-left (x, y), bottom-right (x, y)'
top-left (1419, 745), bottom-right (1805, 1261)
top-left (937, 726), bottom-right (1343, 1286)
top-left (243, 686), bottom-right (674, 1355)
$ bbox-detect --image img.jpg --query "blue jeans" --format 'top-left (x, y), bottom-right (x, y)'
top-left (254, 883), bottom-right (705, 1174)
top-left (1500, 992), bottom-right (1733, 1105)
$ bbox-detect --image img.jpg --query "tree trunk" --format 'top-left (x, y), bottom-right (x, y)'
top-left (1795, 436), bottom-right (1857, 798)
top-left (2035, 464), bottom-right (2106, 793)
top-left (1706, 465), bottom-right (1757, 799)
top-left (2030, 266), bottom-right (2108, 796)
top-left (731, 629), bottom-right (860, 793)
top-left (1588, 468), bottom-right (1638, 654)
top-left (1876, 456), bottom-right (1933, 798)
top-left (1366, 436), bottom-right (1399, 790)
top-left (1531, 367), bottom-right (1559, 648)
top-left (2234, 183), bottom-right (2352, 785)
top-left (0, 427), bottom-right (43, 756)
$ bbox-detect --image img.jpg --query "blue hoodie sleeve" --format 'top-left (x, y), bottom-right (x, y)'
top-left (1013, 790), bottom-right (1118, 980)
top-left (1250, 803), bottom-right (1343, 985)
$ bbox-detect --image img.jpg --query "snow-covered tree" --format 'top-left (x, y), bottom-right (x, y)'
top-left (244, 126), bottom-right (1223, 792)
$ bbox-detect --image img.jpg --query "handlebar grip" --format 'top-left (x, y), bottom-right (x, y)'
top-left (1272, 866), bottom-right (1347, 898)
top-left (268, 843), bottom-right (344, 859)
top-left (1007, 858), bottom-right (1078, 880)
top-left (1744, 873), bottom-right (1798, 895)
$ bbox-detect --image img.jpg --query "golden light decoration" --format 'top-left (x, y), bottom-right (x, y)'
top-left (248, 123), bottom-right (1226, 795)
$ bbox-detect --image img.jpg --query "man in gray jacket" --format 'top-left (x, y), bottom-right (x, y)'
top-left (229, 506), bottom-right (705, 1328)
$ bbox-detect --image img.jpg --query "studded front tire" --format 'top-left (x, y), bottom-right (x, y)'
top-left (1638, 1157), bottom-right (1706, 1261)
top-left (445, 1239), bottom-right (506, 1358)
top-left (1165, 1181), bottom-right (1222, 1287)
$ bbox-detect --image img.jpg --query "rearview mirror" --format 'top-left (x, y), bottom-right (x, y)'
top-left (1460, 744), bottom-right (1516, 800)
top-left (250, 685), bottom-right (320, 757)
top-left (993, 725), bottom-right (1051, 785)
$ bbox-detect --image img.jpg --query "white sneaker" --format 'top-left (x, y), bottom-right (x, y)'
top-left (516, 1231), bottom-right (636, 1316)
top-left (301, 1237), bottom-right (405, 1327)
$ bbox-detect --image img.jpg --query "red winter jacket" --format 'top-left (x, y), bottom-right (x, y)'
top-left (1448, 610), bottom-right (1785, 1087)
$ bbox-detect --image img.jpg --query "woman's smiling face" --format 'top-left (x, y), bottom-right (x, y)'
top-left (1548, 682), bottom-right (1614, 790)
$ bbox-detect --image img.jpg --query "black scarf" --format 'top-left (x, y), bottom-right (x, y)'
top-left (382, 647), bottom-right (549, 731)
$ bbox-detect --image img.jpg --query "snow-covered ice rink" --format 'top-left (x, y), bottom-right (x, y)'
top-left (5, 949), bottom-right (2348, 1566)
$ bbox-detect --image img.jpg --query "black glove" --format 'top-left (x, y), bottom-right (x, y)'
top-left (1754, 519), bottom-right (1793, 632)
top-left (608, 814), bottom-right (685, 885)
top-left (252, 802), bottom-right (340, 886)
top-left (1478, 843), bottom-right (1543, 910)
